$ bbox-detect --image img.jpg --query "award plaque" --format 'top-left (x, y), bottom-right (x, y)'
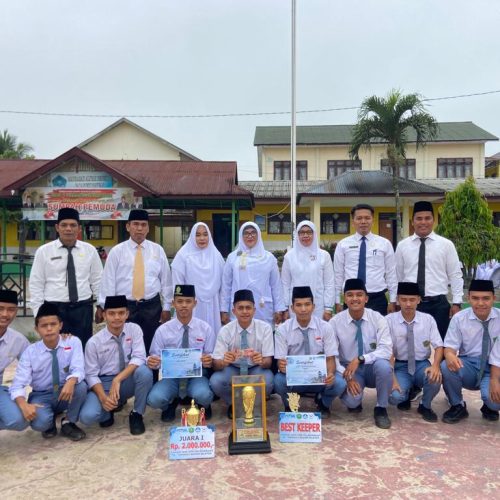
top-left (228, 374), bottom-right (271, 455)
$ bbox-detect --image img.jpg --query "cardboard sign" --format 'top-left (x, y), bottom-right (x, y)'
top-left (278, 412), bottom-right (322, 443)
top-left (169, 425), bottom-right (216, 460)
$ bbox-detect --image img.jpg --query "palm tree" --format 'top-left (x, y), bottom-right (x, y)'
top-left (0, 129), bottom-right (33, 159)
top-left (349, 90), bottom-right (437, 243)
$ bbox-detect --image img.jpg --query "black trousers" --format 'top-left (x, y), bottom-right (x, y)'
top-left (417, 295), bottom-right (450, 340)
top-left (50, 299), bottom-right (93, 348)
top-left (126, 294), bottom-right (162, 354)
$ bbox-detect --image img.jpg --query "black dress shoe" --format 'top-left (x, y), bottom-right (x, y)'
top-left (227, 405), bottom-right (233, 420)
top-left (204, 405), bottom-right (212, 420)
top-left (41, 418), bottom-right (57, 439)
top-left (283, 405), bottom-right (291, 412)
top-left (397, 398), bottom-right (411, 411)
top-left (161, 399), bottom-right (179, 422)
top-left (317, 400), bottom-right (331, 419)
top-left (408, 386), bottom-right (422, 402)
top-left (417, 404), bottom-right (438, 422)
top-left (129, 411), bottom-right (145, 435)
top-left (348, 404), bottom-right (363, 414)
top-left (374, 407), bottom-right (391, 429)
top-left (480, 404), bottom-right (499, 421)
top-left (61, 421), bottom-right (86, 441)
top-left (99, 413), bottom-right (115, 428)
top-left (442, 402), bottom-right (469, 424)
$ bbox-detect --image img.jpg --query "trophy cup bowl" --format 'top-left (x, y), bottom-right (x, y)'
top-left (242, 385), bottom-right (256, 426)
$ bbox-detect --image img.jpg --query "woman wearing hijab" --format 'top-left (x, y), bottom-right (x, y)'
top-left (171, 222), bottom-right (225, 335)
top-left (220, 221), bottom-right (285, 326)
top-left (281, 220), bottom-right (335, 320)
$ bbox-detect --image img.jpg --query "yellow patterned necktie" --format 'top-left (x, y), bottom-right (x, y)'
top-left (132, 245), bottom-right (145, 300)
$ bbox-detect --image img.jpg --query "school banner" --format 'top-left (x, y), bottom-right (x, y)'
top-left (21, 187), bottom-right (143, 221)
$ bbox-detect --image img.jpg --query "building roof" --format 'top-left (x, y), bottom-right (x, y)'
top-left (78, 117), bottom-right (201, 161)
top-left (424, 178), bottom-right (500, 199)
top-left (239, 180), bottom-right (323, 200)
top-left (254, 122), bottom-right (498, 146)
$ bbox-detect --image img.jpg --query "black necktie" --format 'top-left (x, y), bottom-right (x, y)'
top-left (357, 236), bottom-right (367, 283)
top-left (417, 238), bottom-right (427, 297)
top-left (65, 246), bottom-right (78, 303)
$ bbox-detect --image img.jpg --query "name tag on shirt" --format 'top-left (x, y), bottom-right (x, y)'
top-left (51, 256), bottom-right (62, 260)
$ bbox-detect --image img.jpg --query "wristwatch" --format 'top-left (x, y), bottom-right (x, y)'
top-left (358, 355), bottom-right (365, 364)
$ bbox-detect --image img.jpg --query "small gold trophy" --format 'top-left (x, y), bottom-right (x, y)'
top-left (180, 399), bottom-right (206, 426)
top-left (287, 392), bottom-right (301, 413)
top-left (242, 386), bottom-right (256, 426)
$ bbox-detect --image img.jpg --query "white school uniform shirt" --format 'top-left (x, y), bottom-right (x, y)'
top-left (212, 318), bottom-right (274, 369)
top-left (386, 310), bottom-right (443, 361)
top-left (281, 221), bottom-right (335, 316)
top-left (334, 232), bottom-right (398, 303)
top-left (488, 335), bottom-right (500, 368)
top-left (329, 308), bottom-right (393, 373)
top-left (29, 239), bottom-right (102, 315)
top-left (274, 316), bottom-right (339, 359)
top-left (444, 307), bottom-right (500, 358)
top-left (395, 231), bottom-right (463, 303)
top-left (84, 322), bottom-right (146, 389)
top-left (99, 238), bottom-right (173, 309)
top-left (10, 336), bottom-right (85, 400)
top-left (0, 328), bottom-right (30, 385)
top-left (149, 316), bottom-right (216, 356)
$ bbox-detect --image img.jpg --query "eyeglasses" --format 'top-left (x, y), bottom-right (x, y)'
top-left (243, 231), bottom-right (258, 238)
top-left (298, 230), bottom-right (313, 236)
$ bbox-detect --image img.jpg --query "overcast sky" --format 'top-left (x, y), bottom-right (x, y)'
top-left (1, 0), bottom-right (499, 179)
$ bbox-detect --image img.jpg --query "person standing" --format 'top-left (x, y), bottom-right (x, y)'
top-left (97, 209), bottom-right (172, 354)
top-left (395, 201), bottom-right (463, 339)
top-left (334, 204), bottom-right (397, 316)
top-left (171, 222), bottom-right (225, 336)
top-left (220, 222), bottom-right (285, 327)
top-left (29, 207), bottom-right (102, 347)
top-left (0, 290), bottom-right (30, 432)
top-left (281, 221), bottom-right (335, 321)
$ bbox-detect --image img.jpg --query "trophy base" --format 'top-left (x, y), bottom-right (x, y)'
top-left (228, 432), bottom-right (272, 455)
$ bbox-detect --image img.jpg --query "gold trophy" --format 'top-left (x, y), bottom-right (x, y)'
top-left (242, 386), bottom-right (256, 426)
top-left (287, 392), bottom-right (301, 413)
top-left (180, 399), bottom-right (206, 426)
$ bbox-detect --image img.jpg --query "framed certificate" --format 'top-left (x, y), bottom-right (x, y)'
top-left (285, 355), bottom-right (327, 386)
top-left (161, 348), bottom-right (203, 379)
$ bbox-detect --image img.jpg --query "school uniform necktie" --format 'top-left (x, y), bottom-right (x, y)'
top-left (65, 246), bottom-right (78, 303)
top-left (300, 328), bottom-right (310, 355)
top-left (240, 329), bottom-right (249, 375)
top-left (179, 325), bottom-right (190, 398)
top-left (405, 322), bottom-right (416, 376)
top-left (354, 319), bottom-right (364, 357)
top-left (478, 319), bottom-right (491, 384)
top-left (357, 236), bottom-right (367, 284)
top-left (51, 348), bottom-right (60, 394)
top-left (417, 238), bottom-right (427, 297)
top-left (112, 335), bottom-right (126, 372)
top-left (132, 245), bottom-right (145, 301)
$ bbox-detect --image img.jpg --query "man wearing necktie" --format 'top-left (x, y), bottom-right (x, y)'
top-left (274, 286), bottom-right (346, 417)
top-left (29, 207), bottom-right (102, 347)
top-left (395, 201), bottom-right (464, 339)
top-left (334, 204), bottom-right (398, 316)
top-left (211, 289), bottom-right (274, 419)
top-left (10, 303), bottom-right (87, 440)
top-left (97, 209), bottom-right (173, 359)
top-left (387, 282), bottom-right (443, 422)
top-left (330, 279), bottom-right (393, 429)
top-left (441, 279), bottom-right (500, 423)
top-left (80, 295), bottom-right (153, 435)
top-left (146, 284), bottom-right (215, 422)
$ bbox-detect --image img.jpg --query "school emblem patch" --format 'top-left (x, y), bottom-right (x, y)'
top-left (369, 342), bottom-right (377, 350)
top-left (423, 340), bottom-right (431, 348)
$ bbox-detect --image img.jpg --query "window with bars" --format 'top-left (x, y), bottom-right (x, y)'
top-left (273, 161), bottom-right (308, 180)
top-left (320, 213), bottom-right (350, 234)
top-left (327, 160), bottom-right (362, 179)
top-left (437, 158), bottom-right (473, 178)
top-left (267, 213), bottom-right (310, 234)
top-left (380, 159), bottom-right (416, 179)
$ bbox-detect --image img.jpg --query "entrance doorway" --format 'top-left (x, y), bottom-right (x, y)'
top-left (378, 213), bottom-right (396, 248)
top-left (212, 213), bottom-right (233, 257)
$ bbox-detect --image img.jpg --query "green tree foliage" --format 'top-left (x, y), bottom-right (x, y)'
top-left (437, 177), bottom-right (500, 278)
top-left (0, 129), bottom-right (33, 159)
top-left (349, 89), bottom-right (437, 242)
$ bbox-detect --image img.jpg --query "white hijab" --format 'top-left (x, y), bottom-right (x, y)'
top-left (236, 221), bottom-right (266, 256)
top-left (286, 220), bottom-right (321, 277)
top-left (172, 222), bottom-right (224, 301)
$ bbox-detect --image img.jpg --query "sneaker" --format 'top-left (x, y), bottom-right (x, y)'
top-left (480, 404), bottom-right (499, 422)
top-left (348, 404), bottom-right (363, 414)
top-left (41, 417), bottom-right (57, 439)
top-left (99, 413), bottom-right (115, 428)
top-left (408, 386), bottom-right (422, 402)
top-left (204, 405), bottom-right (212, 420)
top-left (61, 421), bottom-right (86, 441)
top-left (160, 399), bottom-right (179, 422)
top-left (227, 405), bottom-right (233, 420)
top-left (374, 407), bottom-right (391, 429)
top-left (317, 400), bottom-right (331, 419)
top-left (417, 404), bottom-right (438, 423)
top-left (397, 398), bottom-right (411, 411)
top-left (129, 411), bottom-right (145, 435)
top-left (442, 402), bottom-right (469, 424)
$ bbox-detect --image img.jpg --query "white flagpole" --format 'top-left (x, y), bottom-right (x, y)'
top-left (290, 0), bottom-right (297, 246)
